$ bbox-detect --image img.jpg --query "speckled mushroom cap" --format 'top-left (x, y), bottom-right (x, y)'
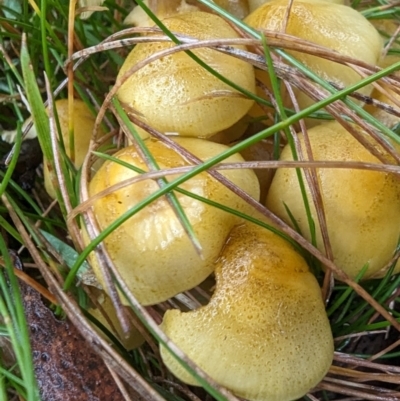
top-left (266, 121), bottom-right (400, 280)
top-left (87, 137), bottom-right (260, 305)
top-left (245, 0), bottom-right (383, 116)
top-left (160, 222), bottom-right (333, 401)
top-left (116, 11), bottom-right (256, 138)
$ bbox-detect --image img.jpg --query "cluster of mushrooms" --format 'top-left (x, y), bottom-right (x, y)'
top-left (38, 0), bottom-right (400, 400)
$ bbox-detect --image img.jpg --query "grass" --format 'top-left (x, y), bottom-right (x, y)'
top-left (1, 0), bottom-right (400, 400)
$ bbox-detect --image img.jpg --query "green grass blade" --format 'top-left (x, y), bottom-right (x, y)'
top-left (112, 96), bottom-right (203, 256)
top-left (0, 232), bottom-right (39, 400)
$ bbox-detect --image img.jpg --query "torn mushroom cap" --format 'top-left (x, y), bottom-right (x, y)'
top-left (87, 137), bottom-right (260, 306)
top-left (266, 121), bottom-right (400, 280)
top-left (245, 0), bottom-right (383, 117)
top-left (43, 99), bottom-right (105, 199)
top-left (116, 11), bottom-right (256, 139)
top-left (364, 55), bottom-right (400, 129)
top-left (160, 222), bottom-right (333, 401)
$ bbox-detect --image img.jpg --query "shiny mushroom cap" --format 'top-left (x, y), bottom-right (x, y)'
top-left (87, 137), bottom-right (260, 305)
top-left (266, 121), bottom-right (400, 279)
top-left (116, 11), bottom-right (256, 138)
top-left (245, 0), bottom-right (383, 115)
top-left (160, 222), bottom-right (333, 401)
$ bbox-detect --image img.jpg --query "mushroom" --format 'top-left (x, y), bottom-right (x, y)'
top-left (236, 138), bottom-right (275, 203)
top-left (210, 0), bottom-right (249, 18)
top-left (265, 121), bottom-right (400, 280)
top-left (116, 10), bottom-right (256, 138)
top-left (86, 137), bottom-right (260, 305)
top-left (88, 290), bottom-right (144, 350)
top-left (369, 18), bottom-right (400, 50)
top-left (123, 0), bottom-right (198, 26)
top-left (41, 99), bottom-right (106, 198)
top-left (364, 55), bottom-right (400, 129)
top-left (124, 0), bottom-right (250, 26)
top-left (244, 0), bottom-right (383, 120)
top-left (249, 0), bottom-right (344, 12)
top-left (207, 115), bottom-right (251, 144)
top-left (160, 221), bottom-right (334, 401)
top-left (1, 98), bottom-right (105, 199)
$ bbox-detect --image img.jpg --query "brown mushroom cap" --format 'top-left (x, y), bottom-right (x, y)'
top-left (160, 222), bottom-right (333, 401)
top-left (116, 11), bottom-right (256, 138)
top-left (245, 0), bottom-right (383, 115)
top-left (266, 121), bottom-right (400, 280)
top-left (87, 137), bottom-right (260, 305)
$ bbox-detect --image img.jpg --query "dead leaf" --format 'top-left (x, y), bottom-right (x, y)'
top-left (18, 262), bottom-right (125, 401)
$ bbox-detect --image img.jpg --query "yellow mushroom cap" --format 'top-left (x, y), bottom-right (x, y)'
top-left (249, 0), bottom-right (344, 12)
top-left (370, 18), bottom-right (400, 50)
top-left (116, 11), bottom-right (256, 138)
top-left (123, 0), bottom-right (199, 26)
top-left (124, 0), bottom-right (249, 26)
top-left (87, 137), bottom-right (260, 305)
top-left (213, 0), bottom-right (249, 18)
top-left (364, 55), bottom-right (400, 129)
top-left (160, 222), bottom-right (333, 401)
top-left (245, 0), bottom-right (383, 112)
top-left (43, 99), bottom-right (105, 199)
top-left (266, 121), bottom-right (400, 280)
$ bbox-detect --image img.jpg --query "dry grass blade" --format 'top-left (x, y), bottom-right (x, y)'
top-left (71, 158), bottom-right (400, 217)
top-left (1, 195), bottom-right (166, 401)
top-left (4, 1), bottom-right (400, 400)
top-left (314, 352), bottom-right (400, 400)
top-left (280, 70), bottom-right (400, 163)
top-left (0, 261), bottom-right (57, 305)
top-left (317, 377), bottom-right (400, 401)
top-left (329, 365), bottom-right (400, 385)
